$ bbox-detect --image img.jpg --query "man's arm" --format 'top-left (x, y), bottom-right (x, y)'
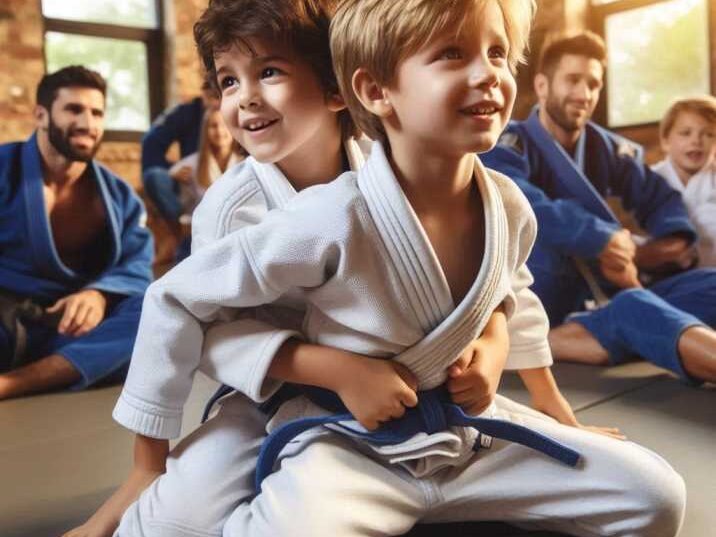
top-left (482, 143), bottom-right (620, 260)
top-left (141, 102), bottom-right (198, 171)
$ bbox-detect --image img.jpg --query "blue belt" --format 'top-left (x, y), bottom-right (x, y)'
top-left (255, 385), bottom-right (581, 490)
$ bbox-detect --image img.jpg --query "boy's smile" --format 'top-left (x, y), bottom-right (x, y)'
top-left (382, 0), bottom-right (515, 157)
top-left (214, 38), bottom-right (342, 177)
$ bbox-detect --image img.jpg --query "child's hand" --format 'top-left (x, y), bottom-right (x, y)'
top-left (333, 357), bottom-right (418, 430)
top-left (576, 423), bottom-right (626, 441)
top-left (446, 327), bottom-right (509, 416)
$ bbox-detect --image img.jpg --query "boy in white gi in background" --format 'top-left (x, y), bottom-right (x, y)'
top-left (653, 96), bottom-right (716, 267)
top-left (104, 0), bottom-right (685, 536)
top-left (67, 1), bottom-right (596, 535)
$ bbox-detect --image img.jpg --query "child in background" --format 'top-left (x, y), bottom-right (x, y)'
top-left (653, 96), bottom-right (716, 267)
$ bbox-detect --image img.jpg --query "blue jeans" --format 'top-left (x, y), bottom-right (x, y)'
top-left (143, 167), bottom-right (183, 222)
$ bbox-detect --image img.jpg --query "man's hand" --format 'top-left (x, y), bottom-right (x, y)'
top-left (47, 289), bottom-right (107, 336)
top-left (446, 309), bottom-right (509, 416)
top-left (332, 357), bottom-right (418, 431)
top-left (599, 258), bottom-right (641, 289)
top-left (635, 236), bottom-right (696, 272)
top-left (170, 165), bottom-right (193, 183)
top-left (599, 229), bottom-right (637, 272)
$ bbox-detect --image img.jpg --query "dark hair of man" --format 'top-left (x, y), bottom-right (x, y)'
top-left (194, 0), bottom-right (357, 140)
top-left (537, 31), bottom-right (607, 79)
top-left (36, 65), bottom-right (107, 111)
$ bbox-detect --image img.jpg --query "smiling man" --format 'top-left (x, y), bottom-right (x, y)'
top-left (0, 66), bottom-right (153, 399)
top-left (483, 31), bottom-right (716, 385)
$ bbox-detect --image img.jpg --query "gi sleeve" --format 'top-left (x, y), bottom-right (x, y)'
top-left (482, 139), bottom-right (620, 259)
top-left (488, 170), bottom-right (552, 370)
top-left (113, 204), bottom-right (338, 439)
top-left (85, 177), bottom-right (153, 297)
top-left (191, 168), bottom-right (303, 402)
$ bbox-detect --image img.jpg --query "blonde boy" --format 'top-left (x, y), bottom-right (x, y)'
top-left (654, 96), bottom-right (716, 266)
top-left (111, 1), bottom-right (685, 536)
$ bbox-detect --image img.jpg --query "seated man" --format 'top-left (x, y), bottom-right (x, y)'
top-left (0, 65), bottom-right (153, 399)
top-left (141, 81), bottom-right (219, 263)
top-left (483, 31), bottom-right (716, 384)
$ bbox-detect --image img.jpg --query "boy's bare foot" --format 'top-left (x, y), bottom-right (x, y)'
top-left (548, 322), bottom-right (610, 365)
top-left (678, 326), bottom-right (716, 383)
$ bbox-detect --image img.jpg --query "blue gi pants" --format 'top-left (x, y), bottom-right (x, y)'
top-left (569, 269), bottom-right (716, 383)
top-left (0, 294), bottom-right (143, 389)
top-left (142, 166), bottom-right (183, 222)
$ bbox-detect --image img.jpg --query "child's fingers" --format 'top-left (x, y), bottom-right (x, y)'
top-left (448, 353), bottom-right (472, 378)
top-left (400, 388), bottom-right (418, 408)
top-left (393, 363), bottom-right (418, 392)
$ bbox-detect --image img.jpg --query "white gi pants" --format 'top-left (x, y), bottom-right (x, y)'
top-left (118, 395), bottom-right (685, 537)
top-left (223, 396), bottom-right (685, 537)
top-left (116, 393), bottom-right (265, 537)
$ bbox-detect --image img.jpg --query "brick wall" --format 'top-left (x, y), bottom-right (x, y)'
top-left (0, 0), bottom-right (207, 190)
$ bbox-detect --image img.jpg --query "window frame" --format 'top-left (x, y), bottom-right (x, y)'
top-left (589, 0), bottom-right (715, 129)
top-left (42, 1), bottom-right (166, 142)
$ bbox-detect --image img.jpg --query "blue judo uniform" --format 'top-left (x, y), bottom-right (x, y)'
top-left (0, 133), bottom-right (153, 388)
top-left (482, 108), bottom-right (716, 382)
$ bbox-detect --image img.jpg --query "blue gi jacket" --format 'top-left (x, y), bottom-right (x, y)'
top-left (482, 108), bottom-right (696, 324)
top-left (141, 97), bottom-right (204, 171)
top-left (0, 133), bottom-right (153, 304)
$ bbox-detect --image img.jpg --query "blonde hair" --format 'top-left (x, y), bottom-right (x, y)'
top-left (331, 0), bottom-right (535, 143)
top-left (660, 95), bottom-right (716, 140)
top-left (196, 109), bottom-right (246, 190)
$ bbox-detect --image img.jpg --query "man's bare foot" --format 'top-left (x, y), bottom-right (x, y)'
top-left (548, 322), bottom-right (610, 365)
top-left (678, 326), bottom-right (716, 383)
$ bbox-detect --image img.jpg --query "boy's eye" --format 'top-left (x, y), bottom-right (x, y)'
top-left (438, 48), bottom-right (462, 61)
top-left (488, 46), bottom-right (507, 60)
top-left (219, 76), bottom-right (237, 90)
top-left (261, 67), bottom-right (284, 79)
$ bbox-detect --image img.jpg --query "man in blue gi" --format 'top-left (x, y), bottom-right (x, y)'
top-left (0, 66), bottom-right (153, 399)
top-left (482, 31), bottom-right (716, 384)
top-left (141, 81), bottom-right (219, 262)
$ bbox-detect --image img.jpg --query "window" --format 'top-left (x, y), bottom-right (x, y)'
top-left (42, 0), bottom-right (165, 141)
top-left (590, 0), bottom-right (713, 128)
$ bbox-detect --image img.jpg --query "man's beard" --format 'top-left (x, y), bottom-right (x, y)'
top-left (544, 94), bottom-right (588, 134)
top-left (47, 116), bottom-right (101, 162)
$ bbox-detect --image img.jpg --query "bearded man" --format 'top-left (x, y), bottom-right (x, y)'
top-left (483, 32), bottom-right (716, 385)
top-left (0, 66), bottom-right (153, 399)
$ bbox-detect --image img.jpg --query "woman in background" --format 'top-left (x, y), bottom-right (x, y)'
top-left (169, 108), bottom-right (246, 261)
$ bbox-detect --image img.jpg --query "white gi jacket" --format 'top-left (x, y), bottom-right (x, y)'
top-left (653, 158), bottom-right (716, 267)
top-left (115, 142), bottom-right (552, 474)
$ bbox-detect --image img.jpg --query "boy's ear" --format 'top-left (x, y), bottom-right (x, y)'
top-left (326, 92), bottom-right (347, 113)
top-left (352, 68), bottom-right (392, 118)
top-left (533, 73), bottom-right (549, 102)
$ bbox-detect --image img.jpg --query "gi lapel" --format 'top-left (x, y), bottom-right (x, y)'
top-left (358, 143), bottom-right (506, 388)
top-left (22, 133), bottom-right (121, 283)
top-left (523, 109), bottom-right (618, 224)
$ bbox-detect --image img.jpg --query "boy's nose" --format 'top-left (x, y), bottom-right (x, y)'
top-left (468, 60), bottom-right (499, 89)
top-left (238, 85), bottom-right (261, 109)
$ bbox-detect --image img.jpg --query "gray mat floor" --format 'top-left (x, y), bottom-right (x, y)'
top-left (0, 363), bottom-right (713, 536)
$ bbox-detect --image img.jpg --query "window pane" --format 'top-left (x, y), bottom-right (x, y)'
top-left (606, 0), bottom-right (710, 127)
top-left (41, 0), bottom-right (157, 28)
top-left (45, 32), bottom-right (151, 131)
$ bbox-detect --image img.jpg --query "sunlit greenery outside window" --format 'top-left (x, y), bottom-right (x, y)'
top-left (592, 0), bottom-right (712, 128)
top-left (41, 0), bottom-right (164, 140)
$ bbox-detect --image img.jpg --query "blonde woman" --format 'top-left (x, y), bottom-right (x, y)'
top-left (170, 108), bottom-right (246, 220)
